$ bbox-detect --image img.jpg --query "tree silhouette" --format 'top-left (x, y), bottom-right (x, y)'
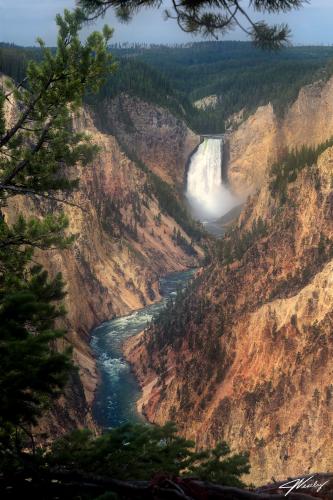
top-left (78, 0), bottom-right (307, 49)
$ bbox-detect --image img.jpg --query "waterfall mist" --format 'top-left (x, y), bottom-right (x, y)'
top-left (186, 137), bottom-right (238, 222)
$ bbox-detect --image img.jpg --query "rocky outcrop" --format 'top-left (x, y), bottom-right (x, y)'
top-left (98, 93), bottom-right (199, 186)
top-left (125, 78), bottom-right (333, 485)
top-left (226, 76), bottom-right (333, 196)
top-left (4, 95), bottom-right (203, 437)
top-left (194, 95), bottom-right (219, 110)
top-left (226, 103), bottom-right (279, 196)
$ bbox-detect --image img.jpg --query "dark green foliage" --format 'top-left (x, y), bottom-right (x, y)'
top-left (149, 172), bottom-right (203, 241)
top-left (0, 92), bottom-right (5, 137)
top-left (216, 217), bottom-right (268, 264)
top-left (188, 442), bottom-right (250, 487)
top-left (102, 189), bottom-right (149, 240)
top-left (146, 274), bottom-right (209, 353)
top-left (0, 218), bottom-right (74, 436)
top-left (49, 422), bottom-right (195, 480)
top-left (88, 58), bottom-right (195, 124)
top-left (0, 215), bottom-right (74, 471)
top-left (0, 213), bottom-right (74, 252)
top-left (102, 199), bottom-right (123, 237)
top-left (172, 227), bottom-right (197, 256)
top-left (3, 42), bottom-right (333, 135)
top-left (0, 43), bottom-right (29, 82)
top-left (0, 422), bottom-right (250, 496)
top-left (269, 138), bottom-right (333, 202)
top-left (154, 212), bottom-right (162, 226)
top-left (0, 9), bottom-right (113, 457)
top-left (79, 0), bottom-right (305, 50)
top-left (0, 263), bottom-right (72, 429)
top-left (0, 11), bottom-right (114, 198)
top-left (107, 42), bottom-right (333, 133)
top-left (48, 422), bottom-right (250, 485)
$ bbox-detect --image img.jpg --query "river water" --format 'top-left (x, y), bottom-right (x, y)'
top-left (91, 268), bottom-right (196, 429)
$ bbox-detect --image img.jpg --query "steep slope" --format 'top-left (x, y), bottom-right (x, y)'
top-left (95, 93), bottom-right (199, 187)
top-left (225, 103), bottom-right (279, 195)
top-left (125, 77), bottom-right (333, 484)
top-left (3, 93), bottom-right (203, 437)
top-left (226, 76), bottom-right (333, 196)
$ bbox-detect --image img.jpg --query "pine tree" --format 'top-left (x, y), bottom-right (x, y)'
top-left (187, 441), bottom-right (250, 487)
top-left (78, 0), bottom-right (305, 49)
top-left (0, 9), bottom-right (114, 461)
top-left (47, 422), bottom-right (250, 484)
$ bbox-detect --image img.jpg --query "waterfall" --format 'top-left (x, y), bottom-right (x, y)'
top-left (186, 137), bottom-right (237, 221)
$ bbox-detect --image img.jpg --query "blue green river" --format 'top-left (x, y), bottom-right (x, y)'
top-left (91, 269), bottom-right (195, 429)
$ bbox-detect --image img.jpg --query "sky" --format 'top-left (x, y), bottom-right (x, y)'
top-left (0, 0), bottom-right (333, 47)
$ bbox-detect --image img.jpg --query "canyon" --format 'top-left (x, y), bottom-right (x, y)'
top-left (2, 88), bottom-right (204, 437)
top-left (5, 67), bottom-right (333, 486)
top-left (125, 75), bottom-right (333, 485)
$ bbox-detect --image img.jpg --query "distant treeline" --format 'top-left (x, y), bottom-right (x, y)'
top-left (89, 41), bottom-right (333, 133)
top-left (122, 41), bottom-right (333, 131)
top-left (0, 43), bottom-right (44, 82)
top-left (0, 44), bottom-right (28, 82)
top-left (2, 41), bottom-right (333, 134)
top-left (86, 57), bottom-right (197, 124)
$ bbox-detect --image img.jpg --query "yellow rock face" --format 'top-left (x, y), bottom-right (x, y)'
top-left (227, 76), bottom-right (333, 197)
top-left (227, 103), bottom-right (279, 196)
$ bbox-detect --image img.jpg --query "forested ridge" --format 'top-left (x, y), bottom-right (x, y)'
top-left (2, 41), bottom-right (333, 134)
top-left (109, 41), bottom-right (333, 132)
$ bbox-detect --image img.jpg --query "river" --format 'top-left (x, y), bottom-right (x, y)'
top-left (91, 268), bottom-right (196, 429)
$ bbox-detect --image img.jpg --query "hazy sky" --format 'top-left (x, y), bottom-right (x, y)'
top-left (0, 0), bottom-right (332, 46)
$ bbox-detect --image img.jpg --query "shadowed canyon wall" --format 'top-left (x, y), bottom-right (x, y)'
top-left (95, 93), bottom-right (199, 187)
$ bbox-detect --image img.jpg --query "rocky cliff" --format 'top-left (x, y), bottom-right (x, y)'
top-left (96, 93), bottom-right (199, 187)
top-left (3, 92), bottom-right (203, 437)
top-left (226, 76), bottom-right (333, 196)
top-left (125, 76), bottom-right (333, 484)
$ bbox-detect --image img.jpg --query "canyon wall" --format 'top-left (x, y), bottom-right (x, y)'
top-left (227, 76), bottom-right (333, 196)
top-left (3, 93), bottom-right (203, 437)
top-left (96, 93), bottom-right (199, 187)
top-left (125, 76), bottom-right (333, 484)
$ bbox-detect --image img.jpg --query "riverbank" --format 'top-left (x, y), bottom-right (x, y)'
top-left (90, 269), bottom-right (198, 429)
top-left (123, 331), bottom-right (153, 418)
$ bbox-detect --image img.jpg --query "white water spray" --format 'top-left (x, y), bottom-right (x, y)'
top-left (186, 137), bottom-right (237, 221)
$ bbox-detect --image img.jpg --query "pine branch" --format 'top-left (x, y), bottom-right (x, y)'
top-left (0, 472), bottom-right (323, 499)
top-left (0, 119), bottom-right (54, 185)
top-left (0, 76), bottom-right (54, 149)
top-left (3, 76), bottom-right (29, 101)
top-left (78, 0), bottom-right (308, 48)
top-left (0, 184), bottom-right (86, 211)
